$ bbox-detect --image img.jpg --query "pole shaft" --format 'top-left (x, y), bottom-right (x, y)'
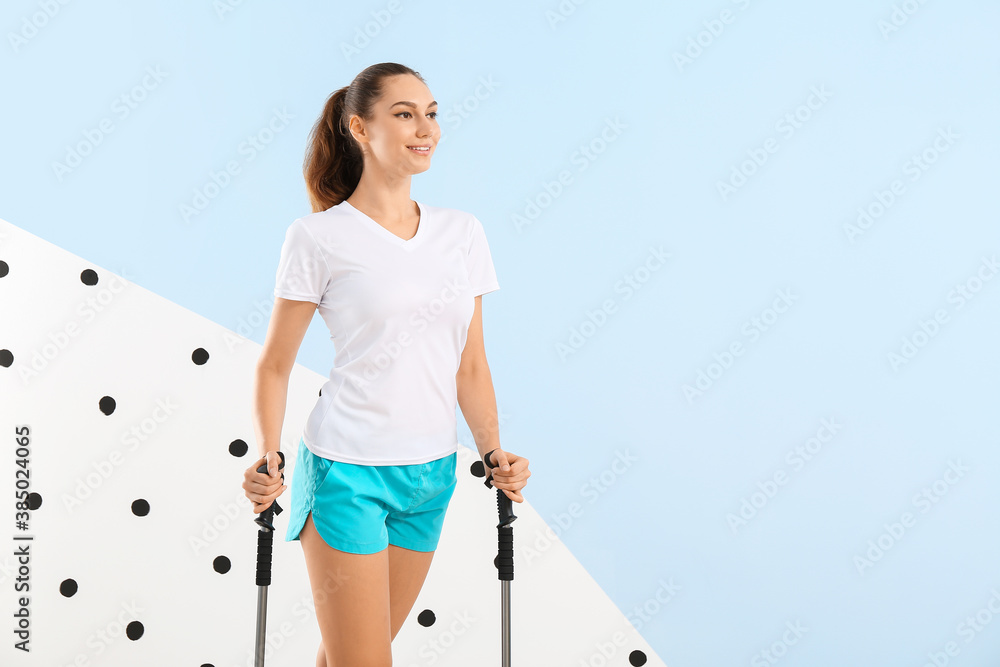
top-left (501, 580), bottom-right (511, 667)
top-left (255, 585), bottom-right (268, 666)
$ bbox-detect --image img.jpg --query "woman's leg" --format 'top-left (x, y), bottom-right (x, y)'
top-left (299, 512), bottom-right (393, 667)
top-left (387, 544), bottom-right (436, 641)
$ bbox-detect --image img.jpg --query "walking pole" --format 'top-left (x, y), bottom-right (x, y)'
top-left (253, 451), bottom-right (285, 667)
top-left (483, 450), bottom-right (517, 667)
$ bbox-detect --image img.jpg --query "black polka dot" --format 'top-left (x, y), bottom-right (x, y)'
top-left (59, 579), bottom-right (78, 597)
top-left (191, 347), bottom-right (209, 365)
top-left (213, 556), bottom-right (231, 574)
top-left (629, 650), bottom-right (647, 665)
top-left (0, 349), bottom-right (12, 368)
top-left (99, 396), bottom-right (116, 415)
top-left (27, 492), bottom-right (42, 510)
top-left (131, 499), bottom-right (150, 516)
top-left (416, 609), bottom-right (436, 627)
top-left (80, 269), bottom-right (99, 286)
top-left (125, 621), bottom-right (144, 640)
top-left (229, 439), bottom-right (249, 457)
top-left (0, 260), bottom-right (8, 278)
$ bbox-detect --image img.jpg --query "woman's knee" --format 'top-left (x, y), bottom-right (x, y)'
top-left (323, 644), bottom-right (392, 667)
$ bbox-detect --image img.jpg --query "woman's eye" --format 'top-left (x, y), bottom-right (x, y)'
top-left (396, 111), bottom-right (438, 119)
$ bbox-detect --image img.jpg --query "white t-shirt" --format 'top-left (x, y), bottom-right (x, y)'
top-left (272, 199), bottom-right (500, 465)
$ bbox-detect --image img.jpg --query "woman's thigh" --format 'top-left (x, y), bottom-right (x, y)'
top-left (299, 512), bottom-right (392, 666)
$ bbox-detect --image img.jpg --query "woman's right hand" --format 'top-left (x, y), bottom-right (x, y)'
top-left (243, 450), bottom-right (286, 513)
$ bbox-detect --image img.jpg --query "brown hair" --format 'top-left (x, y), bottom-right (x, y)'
top-left (303, 62), bottom-right (426, 213)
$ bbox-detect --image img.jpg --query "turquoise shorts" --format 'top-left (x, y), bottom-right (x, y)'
top-left (284, 437), bottom-right (457, 554)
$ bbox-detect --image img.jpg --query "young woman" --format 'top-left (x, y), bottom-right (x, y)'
top-left (241, 62), bottom-right (531, 666)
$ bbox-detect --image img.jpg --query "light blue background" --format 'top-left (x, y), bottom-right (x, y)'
top-left (3, 0), bottom-right (999, 664)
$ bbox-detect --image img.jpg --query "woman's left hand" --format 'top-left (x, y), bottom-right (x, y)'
top-left (485, 449), bottom-right (531, 503)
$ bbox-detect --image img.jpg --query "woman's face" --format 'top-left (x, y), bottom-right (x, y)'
top-left (350, 74), bottom-right (439, 176)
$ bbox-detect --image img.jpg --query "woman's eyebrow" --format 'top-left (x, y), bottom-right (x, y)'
top-left (390, 100), bottom-right (439, 109)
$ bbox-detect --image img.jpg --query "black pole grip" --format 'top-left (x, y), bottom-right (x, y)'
top-left (256, 528), bottom-right (274, 587)
top-left (253, 451), bottom-right (285, 587)
top-left (484, 460), bottom-right (517, 582)
top-left (494, 490), bottom-right (515, 582)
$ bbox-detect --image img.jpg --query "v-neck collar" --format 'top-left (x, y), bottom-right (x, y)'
top-left (342, 199), bottom-right (426, 250)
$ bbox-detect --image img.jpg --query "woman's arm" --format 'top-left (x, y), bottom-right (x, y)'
top-left (244, 297), bottom-right (317, 512)
top-left (456, 295), bottom-right (501, 463)
top-left (457, 295), bottom-right (530, 502)
top-left (252, 297), bottom-right (318, 458)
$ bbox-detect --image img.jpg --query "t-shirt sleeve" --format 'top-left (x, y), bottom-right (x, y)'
top-left (273, 219), bottom-right (331, 305)
top-left (468, 215), bottom-right (500, 297)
